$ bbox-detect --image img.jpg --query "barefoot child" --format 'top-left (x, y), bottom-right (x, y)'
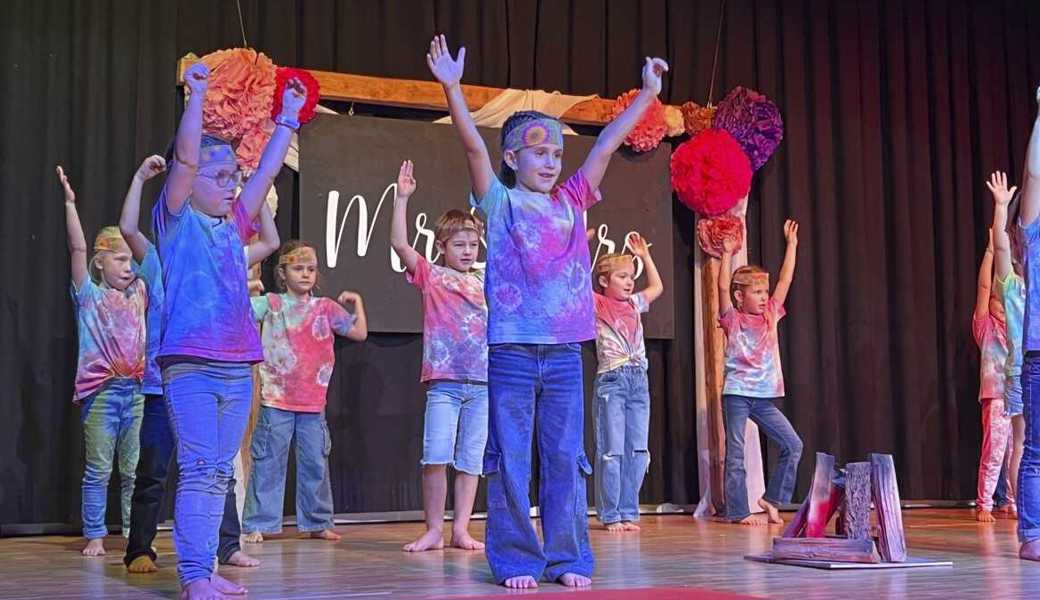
top-left (59, 166), bottom-right (147, 557)
top-left (120, 155), bottom-right (275, 573)
top-left (591, 234), bottom-right (663, 532)
top-left (390, 160), bottom-right (489, 553)
top-left (242, 241), bottom-right (368, 543)
top-left (428, 33), bottom-right (668, 588)
top-left (152, 61), bottom-right (308, 598)
top-left (717, 220), bottom-right (804, 527)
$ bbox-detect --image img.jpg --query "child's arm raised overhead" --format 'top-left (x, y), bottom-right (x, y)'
top-left (718, 238), bottom-right (736, 314)
top-left (166, 63), bottom-right (209, 215)
top-left (771, 219), bottom-right (799, 306)
top-left (581, 57), bottom-right (669, 190)
top-left (119, 155), bottom-right (166, 261)
top-left (427, 35), bottom-right (495, 198)
top-left (988, 170), bottom-right (1017, 280)
top-left (337, 291), bottom-right (368, 341)
top-left (246, 203), bottom-right (280, 267)
top-left (1021, 88), bottom-right (1040, 228)
top-left (238, 78), bottom-right (308, 221)
top-left (58, 166), bottom-right (89, 289)
top-left (629, 233), bottom-right (664, 304)
top-left (390, 160), bottom-right (422, 275)
top-left (975, 232), bottom-right (995, 319)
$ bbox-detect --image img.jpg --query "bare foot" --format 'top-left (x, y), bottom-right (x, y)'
top-left (242, 532), bottom-right (263, 544)
top-left (503, 575), bottom-right (538, 589)
top-left (976, 509), bottom-right (997, 523)
top-left (403, 528), bottom-right (444, 552)
top-left (210, 573), bottom-right (247, 596)
top-left (604, 522), bottom-right (625, 532)
top-left (449, 530), bottom-right (485, 550)
top-left (621, 521), bottom-right (641, 531)
top-left (127, 554), bottom-right (158, 573)
top-left (758, 498), bottom-right (784, 525)
top-left (559, 572), bottom-right (592, 587)
top-left (309, 529), bottom-right (342, 541)
top-left (180, 579), bottom-right (230, 600)
top-left (82, 538), bottom-right (106, 557)
top-left (222, 550), bottom-right (260, 568)
top-left (738, 513), bottom-right (769, 526)
top-left (1021, 538), bottom-right (1040, 561)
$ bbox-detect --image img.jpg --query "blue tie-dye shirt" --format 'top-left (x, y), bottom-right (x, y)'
top-left (1022, 217), bottom-right (1040, 353)
top-left (1000, 272), bottom-right (1025, 383)
top-left (133, 243), bottom-right (164, 395)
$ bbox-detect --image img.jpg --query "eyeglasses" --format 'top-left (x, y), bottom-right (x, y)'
top-left (199, 169), bottom-right (243, 188)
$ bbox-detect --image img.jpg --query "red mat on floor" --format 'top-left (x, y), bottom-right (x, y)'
top-left (429, 587), bottom-right (760, 600)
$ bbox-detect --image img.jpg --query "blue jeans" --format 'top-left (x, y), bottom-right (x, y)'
top-left (164, 361), bottom-right (252, 586)
top-left (1019, 355), bottom-right (1040, 543)
top-left (422, 381), bottom-right (489, 475)
top-left (722, 394), bottom-right (803, 521)
top-left (243, 405), bottom-right (335, 534)
top-left (484, 343), bottom-right (594, 583)
top-left (80, 378), bottom-right (144, 539)
top-left (593, 366), bottom-right (650, 524)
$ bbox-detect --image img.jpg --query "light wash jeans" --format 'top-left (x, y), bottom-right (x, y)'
top-left (593, 366), bottom-right (650, 524)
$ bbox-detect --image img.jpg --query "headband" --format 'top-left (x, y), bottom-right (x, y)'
top-left (503, 117), bottom-right (564, 153)
top-left (732, 270), bottom-right (769, 288)
top-left (93, 226), bottom-right (129, 254)
top-left (278, 246), bottom-right (318, 266)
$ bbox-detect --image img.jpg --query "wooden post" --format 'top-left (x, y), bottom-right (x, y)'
top-left (844, 462), bottom-right (872, 541)
top-left (804, 453), bottom-right (840, 537)
top-left (701, 257), bottom-right (727, 516)
top-left (772, 537), bottom-right (880, 564)
top-left (870, 453), bottom-right (907, 562)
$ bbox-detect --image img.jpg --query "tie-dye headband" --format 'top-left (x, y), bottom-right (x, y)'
top-left (503, 117), bottom-right (564, 153)
top-left (199, 141), bottom-right (237, 167)
top-left (278, 246), bottom-right (317, 266)
top-left (93, 226), bottom-right (129, 254)
top-left (732, 270), bottom-right (769, 288)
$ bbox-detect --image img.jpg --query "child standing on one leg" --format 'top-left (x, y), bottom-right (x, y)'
top-left (591, 234), bottom-right (663, 532)
top-left (428, 33), bottom-right (668, 588)
top-left (242, 241), bottom-right (368, 543)
top-left (717, 221), bottom-right (804, 527)
top-left (58, 166), bottom-right (147, 557)
top-left (390, 160), bottom-right (489, 553)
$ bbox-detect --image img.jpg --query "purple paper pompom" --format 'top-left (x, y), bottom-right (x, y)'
top-left (713, 86), bottom-right (784, 171)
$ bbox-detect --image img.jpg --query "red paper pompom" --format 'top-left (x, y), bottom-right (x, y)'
top-left (611, 89), bottom-right (668, 152)
top-left (696, 214), bottom-right (744, 258)
top-left (270, 67), bottom-right (320, 124)
top-left (670, 129), bottom-right (752, 217)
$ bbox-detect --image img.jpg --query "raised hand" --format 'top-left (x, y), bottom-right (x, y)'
top-left (986, 170), bottom-right (1017, 207)
top-left (397, 160), bottom-right (417, 198)
top-left (628, 232), bottom-right (652, 257)
top-left (784, 219), bottom-right (799, 245)
top-left (427, 34), bottom-right (465, 88)
top-left (721, 235), bottom-right (738, 256)
top-left (280, 77), bottom-right (307, 120)
top-left (184, 62), bottom-right (210, 97)
top-left (56, 165), bottom-right (75, 204)
top-left (136, 155), bottom-right (167, 181)
top-left (641, 57), bottom-right (669, 96)
top-left (338, 291), bottom-right (362, 306)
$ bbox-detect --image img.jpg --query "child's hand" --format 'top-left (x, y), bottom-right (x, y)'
top-left (784, 219), bottom-right (799, 246)
top-left (427, 34), bottom-right (465, 88)
top-left (279, 77), bottom-right (307, 121)
top-left (184, 62), bottom-right (210, 97)
top-left (721, 235), bottom-right (738, 256)
top-left (397, 160), bottom-right (417, 198)
top-left (136, 155), bottom-right (167, 182)
top-left (986, 170), bottom-right (1017, 207)
top-left (628, 232), bottom-right (652, 257)
top-left (248, 279), bottom-right (265, 295)
top-left (586, 228), bottom-right (596, 242)
top-left (641, 57), bottom-right (669, 96)
top-left (56, 165), bottom-right (75, 204)
top-left (338, 291), bottom-right (362, 305)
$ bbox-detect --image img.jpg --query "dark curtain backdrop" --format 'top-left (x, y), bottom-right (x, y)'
top-left (2, 0), bottom-right (1040, 528)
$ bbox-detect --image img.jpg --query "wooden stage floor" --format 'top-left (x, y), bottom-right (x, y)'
top-left (1, 508), bottom-right (1037, 599)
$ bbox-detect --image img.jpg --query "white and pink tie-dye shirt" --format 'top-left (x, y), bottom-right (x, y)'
top-left (71, 277), bottom-right (148, 401)
top-left (252, 293), bottom-right (356, 413)
top-left (973, 314), bottom-right (1008, 401)
top-left (407, 256), bottom-right (488, 382)
top-left (593, 291), bottom-right (649, 374)
top-left (720, 299), bottom-right (786, 398)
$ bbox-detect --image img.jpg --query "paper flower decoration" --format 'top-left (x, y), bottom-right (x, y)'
top-left (663, 105), bottom-right (686, 137)
top-left (198, 48), bottom-right (278, 170)
top-left (611, 89), bottom-right (668, 152)
top-left (670, 128), bottom-right (752, 217)
top-left (681, 101), bottom-right (716, 137)
top-left (270, 67), bottom-right (321, 124)
top-left (696, 214), bottom-right (744, 258)
top-left (713, 86), bottom-right (784, 171)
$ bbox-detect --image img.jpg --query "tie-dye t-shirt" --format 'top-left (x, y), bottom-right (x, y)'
top-left (132, 243), bottom-right (164, 395)
top-left (470, 170), bottom-right (601, 344)
top-left (152, 187), bottom-right (262, 365)
top-left (593, 291), bottom-right (649, 374)
top-left (70, 277), bottom-right (148, 401)
top-left (973, 314), bottom-right (1008, 401)
top-left (720, 299), bottom-right (786, 398)
top-left (1021, 217), bottom-right (1040, 351)
top-left (252, 293), bottom-right (356, 413)
top-left (1000, 273), bottom-right (1025, 383)
top-left (406, 256), bottom-right (488, 382)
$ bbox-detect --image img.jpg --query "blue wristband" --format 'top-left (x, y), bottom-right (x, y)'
top-left (275, 114), bottom-right (300, 131)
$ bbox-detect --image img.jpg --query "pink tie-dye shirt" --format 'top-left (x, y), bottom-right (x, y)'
top-left (593, 291), bottom-right (649, 374)
top-left (973, 314), bottom-right (1008, 401)
top-left (70, 278), bottom-right (148, 401)
top-left (252, 293), bottom-right (356, 413)
top-left (720, 299), bottom-right (786, 398)
top-left (407, 256), bottom-right (488, 382)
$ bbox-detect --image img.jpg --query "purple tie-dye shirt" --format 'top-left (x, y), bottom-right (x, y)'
top-left (471, 170), bottom-right (601, 344)
top-left (407, 256), bottom-right (488, 382)
top-left (133, 243), bottom-right (164, 395)
top-left (720, 299), bottom-right (786, 398)
top-left (973, 314), bottom-right (1008, 401)
top-left (70, 277), bottom-right (148, 401)
top-left (152, 187), bottom-right (263, 365)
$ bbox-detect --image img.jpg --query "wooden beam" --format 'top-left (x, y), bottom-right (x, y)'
top-left (870, 453), bottom-right (907, 563)
top-left (772, 537), bottom-right (880, 564)
top-left (702, 257), bottom-right (728, 517)
top-left (177, 55), bottom-right (620, 126)
top-left (844, 462), bottom-right (872, 541)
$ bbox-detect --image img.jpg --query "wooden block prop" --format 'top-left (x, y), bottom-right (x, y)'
top-left (870, 453), bottom-right (907, 563)
top-left (844, 462), bottom-right (872, 541)
top-left (782, 500), bottom-right (810, 538)
top-left (772, 537), bottom-right (880, 564)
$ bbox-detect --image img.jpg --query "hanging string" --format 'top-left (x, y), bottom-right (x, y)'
top-left (235, 0), bottom-right (249, 48)
top-left (706, 0), bottom-right (726, 106)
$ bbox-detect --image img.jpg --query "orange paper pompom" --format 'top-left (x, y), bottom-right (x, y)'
top-left (198, 48), bottom-right (278, 170)
top-left (611, 89), bottom-right (668, 152)
top-left (681, 101), bottom-right (716, 137)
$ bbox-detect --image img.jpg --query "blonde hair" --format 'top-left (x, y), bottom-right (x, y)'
top-left (434, 210), bottom-right (484, 244)
top-left (730, 265), bottom-right (769, 306)
top-left (90, 226), bottom-right (129, 283)
top-left (593, 253), bottom-right (634, 292)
